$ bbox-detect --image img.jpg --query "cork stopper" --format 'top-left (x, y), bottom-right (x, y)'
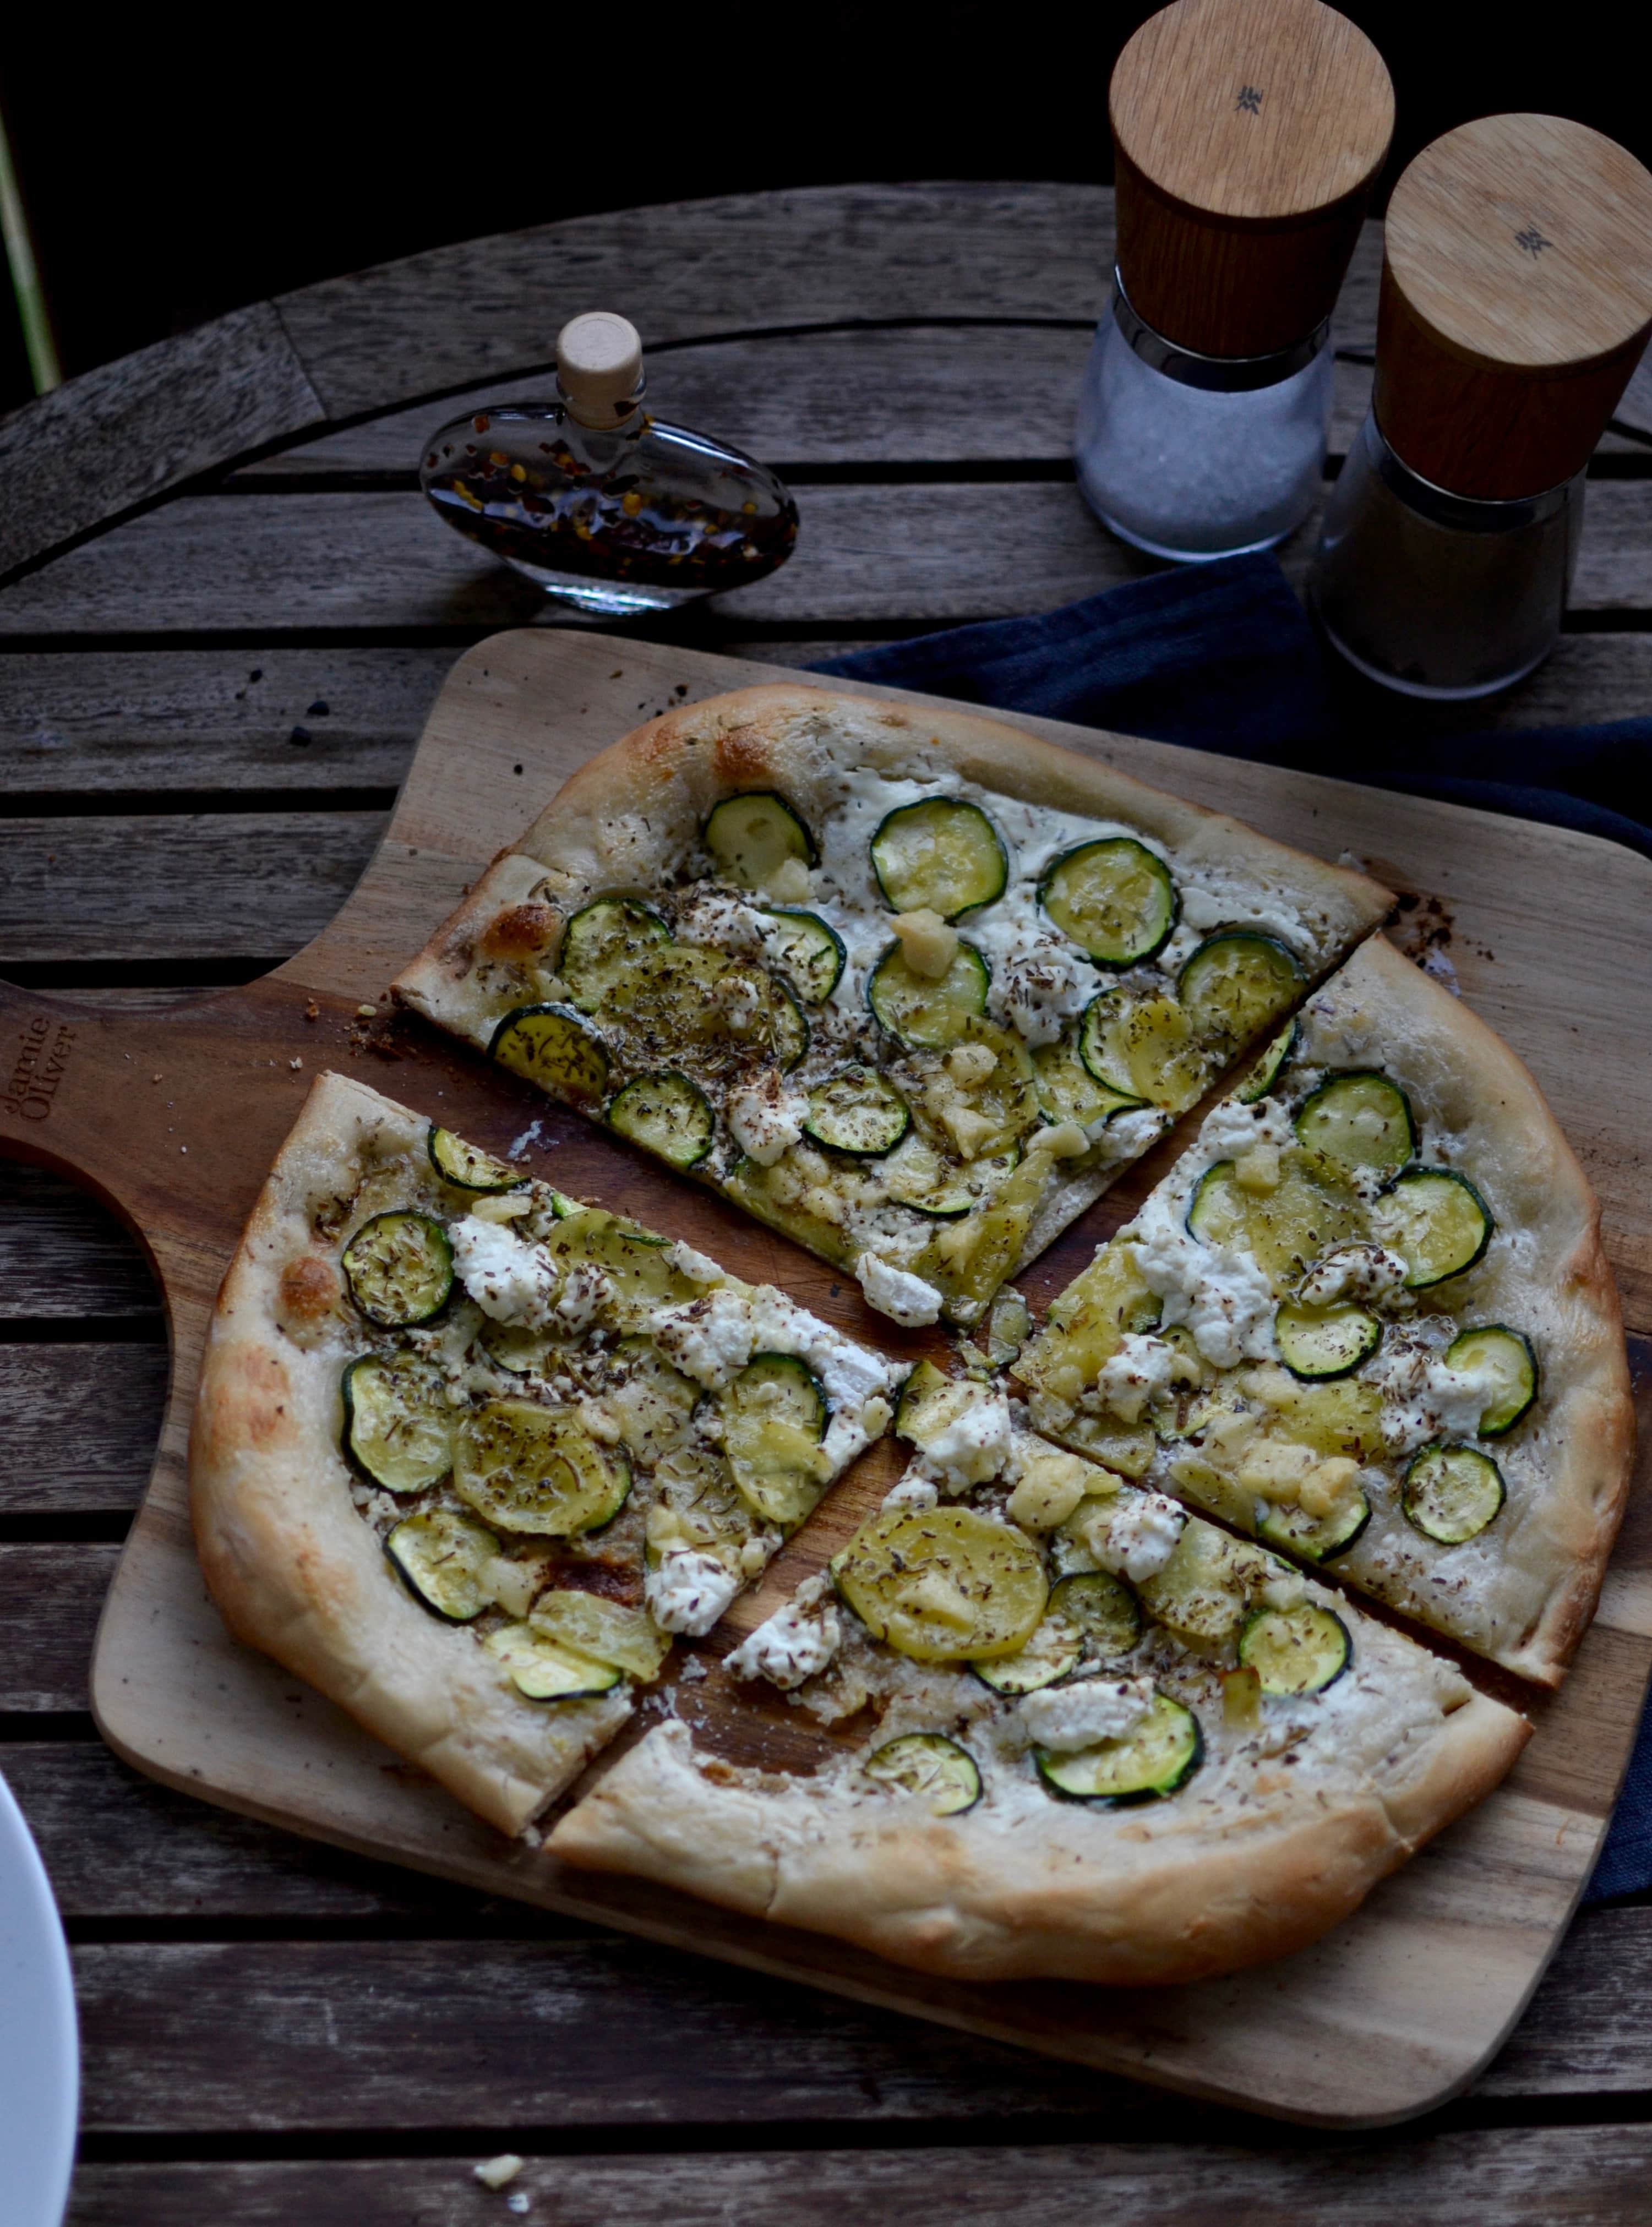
top-left (1376, 116), bottom-right (1652, 499)
top-left (556, 312), bottom-right (645, 429)
top-left (1110, 0), bottom-right (1393, 359)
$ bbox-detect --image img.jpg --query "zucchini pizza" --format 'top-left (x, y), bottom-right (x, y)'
top-left (1014, 935), bottom-right (1634, 1685)
top-left (189, 1072), bottom-right (903, 1835)
top-left (392, 686), bottom-right (1390, 1331)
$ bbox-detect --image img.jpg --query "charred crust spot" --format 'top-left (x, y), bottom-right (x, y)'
top-left (713, 724), bottom-right (771, 787)
top-left (279, 1254), bottom-right (339, 1322)
top-left (482, 902), bottom-right (561, 962)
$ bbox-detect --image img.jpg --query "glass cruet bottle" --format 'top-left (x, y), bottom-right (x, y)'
top-left (1075, 0), bottom-right (1392, 563)
top-left (420, 312), bottom-right (800, 618)
top-left (1311, 113), bottom-right (1652, 698)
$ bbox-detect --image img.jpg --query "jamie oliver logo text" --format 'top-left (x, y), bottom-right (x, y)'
top-left (3, 1014), bottom-right (75, 1121)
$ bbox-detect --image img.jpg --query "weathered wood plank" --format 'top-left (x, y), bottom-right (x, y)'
top-left (51, 1908), bottom-right (1652, 2137)
top-left (0, 1344), bottom-right (165, 1510)
top-left (9, 477), bottom-right (1652, 641)
top-left (61, 2128), bottom-right (1652, 2227)
top-left (2, 1743), bottom-right (494, 1919)
top-left (0, 810), bottom-right (387, 964)
top-left (232, 331), bottom-right (1378, 477)
top-left (0, 1166), bottom-right (160, 1320)
top-left (0, 1542), bottom-right (118, 1709)
top-left (0, 305), bottom-right (323, 581)
top-left (0, 647), bottom-right (452, 796)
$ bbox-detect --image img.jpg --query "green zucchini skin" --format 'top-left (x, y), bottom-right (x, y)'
top-left (1274, 1298), bottom-right (1383, 1381)
top-left (869, 798), bottom-right (1008, 920)
top-left (1038, 837), bottom-right (1177, 968)
top-left (1175, 932), bottom-right (1304, 1051)
top-left (342, 1210), bottom-right (455, 1328)
top-left (761, 908), bottom-right (846, 1002)
top-left (1033, 1692), bottom-right (1203, 1805)
top-left (1047, 1570), bottom-right (1143, 1658)
top-left (341, 1353), bottom-right (453, 1494)
top-left (1237, 1018), bottom-right (1300, 1103)
top-left (1257, 1491), bottom-right (1372, 1563)
top-left (1446, 1324), bottom-right (1538, 1437)
top-left (1403, 1443), bottom-right (1506, 1544)
top-left (488, 1003), bottom-right (610, 1104)
top-left (385, 1508), bottom-right (499, 1623)
top-left (1237, 1603), bottom-right (1351, 1696)
top-left (1294, 1070), bottom-right (1416, 1180)
top-left (865, 938), bottom-right (990, 1049)
top-left (560, 897), bottom-right (673, 1011)
top-left (1380, 1168), bottom-right (1495, 1289)
top-left (803, 1069), bottom-right (910, 1156)
top-left (863, 1732), bottom-right (983, 1815)
top-left (704, 792), bottom-right (817, 881)
top-left (606, 1071), bottom-right (715, 1169)
top-left (427, 1126), bottom-right (528, 1193)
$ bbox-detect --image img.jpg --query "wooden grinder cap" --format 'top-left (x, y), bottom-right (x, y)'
top-left (1377, 116), bottom-right (1652, 499)
top-left (1110, 0), bottom-right (1393, 359)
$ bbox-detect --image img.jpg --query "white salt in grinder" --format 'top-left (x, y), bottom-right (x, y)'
top-left (1076, 0), bottom-right (1393, 561)
top-left (1310, 114), bottom-right (1652, 698)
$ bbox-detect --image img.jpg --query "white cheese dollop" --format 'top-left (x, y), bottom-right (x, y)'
top-left (1018, 1676), bottom-right (1155, 1752)
top-left (449, 1216), bottom-right (559, 1327)
top-left (727, 1074), bottom-right (809, 1167)
top-left (920, 1387), bottom-right (1015, 1491)
top-left (985, 932), bottom-right (1094, 1047)
top-left (726, 1577), bottom-right (841, 1690)
top-left (1369, 1338), bottom-right (1501, 1455)
top-left (881, 1469), bottom-right (941, 1513)
top-left (652, 1287), bottom-right (757, 1387)
top-left (664, 1239), bottom-right (724, 1284)
top-left (857, 1250), bottom-right (944, 1326)
top-left (1129, 1187), bottom-right (1277, 1367)
top-left (553, 1258), bottom-right (613, 1334)
top-left (1197, 1094), bottom-right (1294, 1162)
top-left (644, 1548), bottom-right (742, 1637)
top-left (1095, 1331), bottom-right (1179, 1424)
top-left (1296, 1243), bottom-right (1409, 1309)
top-left (1075, 1489), bottom-right (1187, 1582)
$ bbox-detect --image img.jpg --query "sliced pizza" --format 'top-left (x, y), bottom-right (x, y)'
top-left (1014, 934), bottom-right (1634, 1686)
top-left (392, 685), bottom-right (1390, 1332)
top-left (549, 1401), bottom-right (1528, 1986)
top-left (189, 1072), bottom-right (903, 1835)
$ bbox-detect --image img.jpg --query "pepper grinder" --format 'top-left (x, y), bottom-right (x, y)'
top-left (1076, 0), bottom-right (1393, 562)
top-left (1312, 115), bottom-right (1652, 697)
top-left (420, 313), bottom-right (799, 618)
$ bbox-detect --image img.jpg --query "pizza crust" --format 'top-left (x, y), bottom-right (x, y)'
top-left (550, 1676), bottom-right (1527, 1988)
top-left (189, 1071), bottom-right (631, 1836)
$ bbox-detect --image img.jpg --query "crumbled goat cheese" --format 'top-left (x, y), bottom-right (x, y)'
top-left (882, 1469), bottom-right (940, 1513)
top-left (1091, 1106), bottom-right (1166, 1162)
top-left (1075, 1489), bottom-right (1187, 1581)
top-left (652, 1288), bottom-right (758, 1387)
top-left (449, 1217), bottom-right (559, 1327)
top-left (991, 937), bottom-right (1094, 1047)
top-left (919, 1387), bottom-right (1015, 1490)
top-left (664, 1240), bottom-right (724, 1284)
top-left (726, 1577), bottom-right (841, 1689)
top-left (1130, 1188), bottom-right (1277, 1367)
top-left (645, 1549), bottom-right (742, 1636)
top-left (1095, 1332), bottom-right (1180, 1424)
top-left (474, 2155), bottom-right (525, 2190)
top-left (553, 1259), bottom-right (612, 1334)
top-left (714, 969), bottom-right (766, 1034)
top-left (857, 1250), bottom-right (943, 1325)
top-left (1019, 1677), bottom-right (1155, 1751)
top-left (1369, 1338), bottom-right (1500, 1455)
top-left (1296, 1243), bottom-right (1409, 1308)
top-left (727, 1072), bottom-right (809, 1166)
top-left (1198, 1094), bottom-right (1294, 1161)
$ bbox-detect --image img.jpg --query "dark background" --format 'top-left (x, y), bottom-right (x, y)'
top-left (2, 4), bottom-right (1646, 414)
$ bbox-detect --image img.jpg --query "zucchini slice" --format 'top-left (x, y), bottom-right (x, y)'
top-left (1176, 932), bottom-right (1304, 1051)
top-left (1079, 988), bottom-right (1206, 1109)
top-left (489, 1003), bottom-right (609, 1104)
top-left (606, 1072), bottom-right (715, 1169)
top-left (342, 1210), bottom-right (454, 1328)
top-left (341, 1352), bottom-right (454, 1493)
top-left (560, 897), bottom-right (672, 1012)
top-left (718, 1352), bottom-right (830, 1528)
top-left (881, 1132), bottom-right (1017, 1220)
top-left (1237, 1602), bottom-right (1350, 1696)
top-left (484, 1622), bottom-right (625, 1702)
top-left (1039, 837), bottom-right (1177, 968)
top-left (705, 792), bottom-right (815, 887)
top-left (386, 1507), bottom-right (498, 1623)
top-left (972, 1614), bottom-right (1083, 1694)
top-left (1446, 1324), bottom-right (1538, 1436)
top-left (531, 1589), bottom-right (671, 1680)
top-left (1237, 1018), bottom-right (1299, 1104)
top-left (1048, 1570), bottom-right (1143, 1658)
top-left (1035, 1690), bottom-right (1202, 1804)
top-left (866, 937), bottom-right (990, 1048)
top-left (1378, 1169), bottom-right (1494, 1289)
top-left (1294, 1071), bottom-right (1415, 1180)
top-left (1274, 1297), bottom-right (1382, 1380)
top-left (1185, 1160), bottom-right (1240, 1246)
top-left (1032, 1036), bottom-right (1146, 1129)
top-left (479, 1320), bottom-right (550, 1377)
top-left (831, 1504), bottom-right (1047, 1663)
top-left (863, 1732), bottom-right (982, 1816)
top-left (804, 1068), bottom-right (910, 1156)
top-left (770, 976), bottom-right (810, 1070)
top-left (893, 1357), bottom-right (959, 1442)
top-left (1403, 1443), bottom-right (1506, 1544)
top-left (984, 1287), bottom-right (1033, 1368)
top-left (870, 798), bottom-right (1008, 919)
top-left (761, 908), bottom-right (846, 1003)
top-left (427, 1126), bottom-right (527, 1193)
top-left (1257, 1489), bottom-right (1371, 1562)
top-left (454, 1399), bottom-right (631, 1536)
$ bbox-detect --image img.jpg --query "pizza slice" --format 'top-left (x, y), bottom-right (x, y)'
top-left (392, 685), bottom-right (1390, 1333)
top-left (189, 1072), bottom-right (904, 1836)
top-left (1013, 934), bottom-right (1634, 1686)
top-left (548, 1395), bottom-right (1529, 1986)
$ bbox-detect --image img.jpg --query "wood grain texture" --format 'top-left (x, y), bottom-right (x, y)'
top-left (0, 1166), bottom-right (160, 1320)
top-left (27, 630), bottom-right (1640, 2130)
top-left (0, 305), bottom-right (324, 581)
top-left (1111, 0), bottom-right (1391, 353)
top-left (0, 1543), bottom-right (118, 1709)
top-left (58, 2125), bottom-right (1652, 2227)
top-left (0, 1344), bottom-right (165, 1509)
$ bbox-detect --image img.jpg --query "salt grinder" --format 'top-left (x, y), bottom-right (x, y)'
top-left (1311, 116), bottom-right (1652, 697)
top-left (1076, 0), bottom-right (1393, 561)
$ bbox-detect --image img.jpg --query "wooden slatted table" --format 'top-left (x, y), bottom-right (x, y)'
top-left (3, 183), bottom-right (1651, 2224)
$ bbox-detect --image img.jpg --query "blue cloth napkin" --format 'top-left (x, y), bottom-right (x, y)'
top-left (814, 554), bottom-right (1650, 1900)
